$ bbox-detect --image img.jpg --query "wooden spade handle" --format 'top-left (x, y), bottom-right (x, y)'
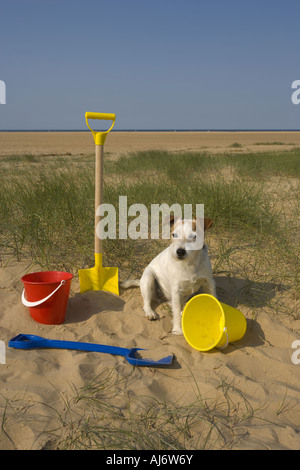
top-left (95, 145), bottom-right (104, 254)
top-left (85, 111), bottom-right (116, 254)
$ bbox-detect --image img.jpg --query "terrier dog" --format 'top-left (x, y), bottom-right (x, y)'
top-left (121, 217), bottom-right (216, 335)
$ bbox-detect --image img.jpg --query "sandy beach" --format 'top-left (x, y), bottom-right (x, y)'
top-left (1, 130), bottom-right (300, 157)
top-left (1, 132), bottom-right (300, 450)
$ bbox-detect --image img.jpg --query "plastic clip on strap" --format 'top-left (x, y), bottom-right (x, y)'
top-left (21, 280), bottom-right (66, 308)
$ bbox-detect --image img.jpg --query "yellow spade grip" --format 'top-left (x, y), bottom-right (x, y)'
top-left (85, 112), bottom-right (116, 145)
top-left (85, 112), bottom-right (115, 121)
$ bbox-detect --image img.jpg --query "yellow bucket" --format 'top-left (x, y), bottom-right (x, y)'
top-left (181, 294), bottom-right (247, 351)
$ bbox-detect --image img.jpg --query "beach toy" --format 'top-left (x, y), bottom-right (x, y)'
top-left (78, 112), bottom-right (119, 295)
top-left (8, 334), bottom-right (174, 367)
top-left (21, 271), bottom-right (73, 325)
top-left (182, 294), bottom-right (247, 351)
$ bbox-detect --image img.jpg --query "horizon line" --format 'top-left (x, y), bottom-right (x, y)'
top-left (1, 128), bottom-right (300, 132)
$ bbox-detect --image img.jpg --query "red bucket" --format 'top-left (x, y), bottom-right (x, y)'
top-left (21, 271), bottom-right (74, 324)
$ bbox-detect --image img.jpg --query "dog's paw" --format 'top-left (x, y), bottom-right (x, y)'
top-left (172, 326), bottom-right (183, 335)
top-left (145, 310), bottom-right (159, 321)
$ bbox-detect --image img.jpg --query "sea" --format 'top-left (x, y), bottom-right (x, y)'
top-left (1, 129), bottom-right (300, 132)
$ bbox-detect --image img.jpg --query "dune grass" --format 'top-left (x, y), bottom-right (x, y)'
top-left (0, 148), bottom-right (299, 301)
top-left (0, 147), bottom-right (299, 449)
top-left (0, 148), bottom-right (299, 289)
top-left (0, 148), bottom-right (299, 317)
top-left (1, 149), bottom-right (298, 262)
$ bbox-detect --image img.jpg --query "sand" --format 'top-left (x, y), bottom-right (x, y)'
top-left (1, 132), bottom-right (300, 450)
top-left (1, 130), bottom-right (300, 157)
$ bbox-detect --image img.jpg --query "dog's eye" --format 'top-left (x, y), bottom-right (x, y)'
top-left (172, 233), bottom-right (178, 238)
top-left (188, 234), bottom-right (197, 240)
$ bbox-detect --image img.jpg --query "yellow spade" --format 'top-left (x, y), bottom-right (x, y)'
top-left (78, 112), bottom-right (119, 295)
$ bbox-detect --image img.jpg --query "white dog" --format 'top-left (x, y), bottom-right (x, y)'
top-left (121, 217), bottom-right (216, 335)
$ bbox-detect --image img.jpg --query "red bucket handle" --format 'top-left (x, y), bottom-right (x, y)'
top-left (22, 280), bottom-right (66, 308)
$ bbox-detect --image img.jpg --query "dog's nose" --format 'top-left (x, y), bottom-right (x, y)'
top-left (176, 248), bottom-right (186, 258)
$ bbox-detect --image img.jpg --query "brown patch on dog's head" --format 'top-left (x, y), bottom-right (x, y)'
top-left (166, 216), bottom-right (213, 245)
top-left (168, 215), bottom-right (180, 231)
top-left (169, 215), bottom-right (175, 229)
top-left (192, 217), bottom-right (213, 232)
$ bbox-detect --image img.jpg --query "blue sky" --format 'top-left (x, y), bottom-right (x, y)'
top-left (0, 0), bottom-right (299, 130)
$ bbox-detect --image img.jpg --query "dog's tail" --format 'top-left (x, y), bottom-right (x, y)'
top-left (120, 279), bottom-right (140, 289)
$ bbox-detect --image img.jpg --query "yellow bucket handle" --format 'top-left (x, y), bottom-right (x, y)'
top-left (85, 112), bottom-right (116, 145)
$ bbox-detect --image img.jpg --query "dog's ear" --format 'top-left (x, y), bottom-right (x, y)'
top-left (169, 215), bottom-right (175, 229)
top-left (204, 218), bottom-right (213, 231)
top-left (163, 215), bottom-right (177, 230)
top-left (193, 217), bottom-right (213, 231)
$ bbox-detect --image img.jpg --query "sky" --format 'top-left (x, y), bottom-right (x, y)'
top-left (0, 0), bottom-right (300, 130)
